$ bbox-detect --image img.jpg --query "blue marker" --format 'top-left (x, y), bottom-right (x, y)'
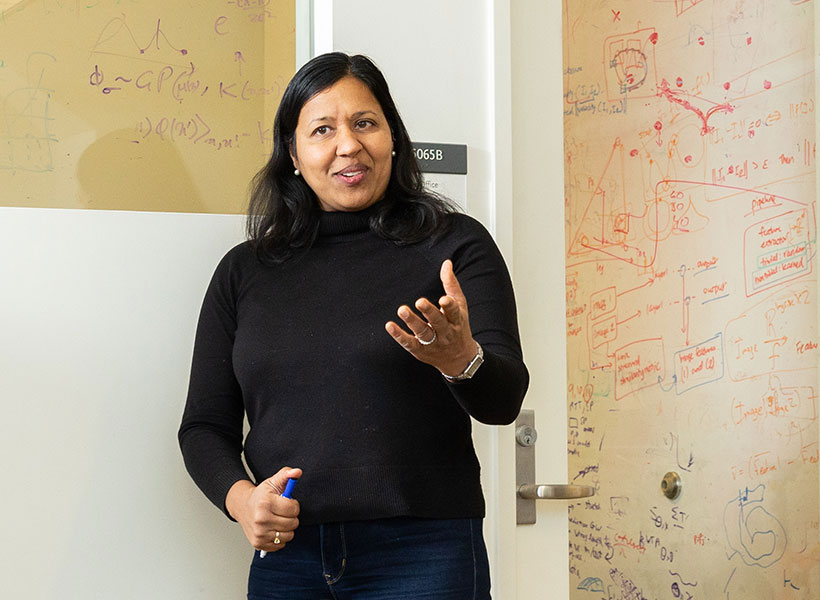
top-left (259, 478), bottom-right (298, 558)
top-left (282, 477), bottom-right (297, 499)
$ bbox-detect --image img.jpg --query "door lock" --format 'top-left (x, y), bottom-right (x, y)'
top-left (515, 424), bottom-right (538, 447)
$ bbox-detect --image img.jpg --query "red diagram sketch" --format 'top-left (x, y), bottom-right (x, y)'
top-left (567, 139), bottom-right (660, 268)
top-left (653, 179), bottom-right (813, 298)
top-left (614, 337), bottom-right (666, 401)
top-left (603, 28), bottom-right (659, 101)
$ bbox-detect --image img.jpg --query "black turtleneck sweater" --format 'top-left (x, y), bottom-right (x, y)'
top-left (178, 208), bottom-right (529, 525)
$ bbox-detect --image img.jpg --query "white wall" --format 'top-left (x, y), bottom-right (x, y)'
top-left (0, 209), bottom-right (251, 598)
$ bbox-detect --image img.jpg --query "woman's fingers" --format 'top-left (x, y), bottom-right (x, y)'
top-left (384, 323), bottom-right (416, 356)
top-left (439, 261), bottom-right (467, 326)
top-left (257, 528), bottom-right (296, 552)
top-left (244, 467), bottom-right (302, 552)
top-left (397, 304), bottom-right (436, 341)
top-left (414, 297), bottom-right (448, 329)
top-left (260, 467), bottom-right (302, 497)
top-left (249, 497), bottom-right (299, 552)
top-left (397, 261), bottom-right (468, 334)
top-left (256, 498), bottom-right (300, 528)
top-left (438, 294), bottom-right (463, 326)
top-left (384, 259), bottom-right (476, 375)
top-left (440, 260), bottom-right (467, 305)
top-left (229, 470), bottom-right (303, 553)
top-left (391, 261), bottom-right (470, 340)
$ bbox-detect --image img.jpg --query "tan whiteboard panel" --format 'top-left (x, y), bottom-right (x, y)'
top-left (564, 1), bottom-right (818, 598)
top-left (0, 0), bottom-right (294, 213)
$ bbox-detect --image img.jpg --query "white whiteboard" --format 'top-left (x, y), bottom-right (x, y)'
top-left (563, 1), bottom-right (819, 598)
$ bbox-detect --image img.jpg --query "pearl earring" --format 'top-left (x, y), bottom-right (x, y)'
top-left (294, 168), bottom-right (301, 176)
top-left (391, 150), bottom-right (396, 157)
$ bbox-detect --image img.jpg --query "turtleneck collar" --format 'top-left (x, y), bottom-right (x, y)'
top-left (317, 203), bottom-right (381, 237)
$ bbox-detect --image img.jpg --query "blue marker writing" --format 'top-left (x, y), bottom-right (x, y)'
top-left (259, 478), bottom-right (298, 558)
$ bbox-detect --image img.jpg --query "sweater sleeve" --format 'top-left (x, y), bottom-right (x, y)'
top-left (444, 217), bottom-right (529, 425)
top-left (178, 247), bottom-right (252, 517)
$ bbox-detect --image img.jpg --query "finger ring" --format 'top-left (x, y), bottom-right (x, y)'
top-left (416, 324), bottom-right (437, 346)
top-left (273, 532), bottom-right (281, 545)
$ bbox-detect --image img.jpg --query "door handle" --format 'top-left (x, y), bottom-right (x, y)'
top-left (515, 409), bottom-right (595, 524)
top-left (517, 483), bottom-right (595, 500)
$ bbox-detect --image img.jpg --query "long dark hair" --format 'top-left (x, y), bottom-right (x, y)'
top-left (247, 52), bottom-right (455, 263)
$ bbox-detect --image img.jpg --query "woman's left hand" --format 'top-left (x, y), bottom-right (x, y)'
top-left (385, 259), bottom-right (479, 378)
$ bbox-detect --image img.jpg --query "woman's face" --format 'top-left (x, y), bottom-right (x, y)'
top-left (289, 76), bottom-right (394, 212)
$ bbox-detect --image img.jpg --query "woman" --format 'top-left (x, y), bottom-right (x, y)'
top-left (179, 52), bottom-right (528, 599)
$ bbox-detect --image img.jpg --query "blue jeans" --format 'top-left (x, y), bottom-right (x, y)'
top-left (247, 516), bottom-right (491, 599)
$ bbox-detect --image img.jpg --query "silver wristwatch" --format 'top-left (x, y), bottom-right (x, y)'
top-left (443, 342), bottom-right (484, 383)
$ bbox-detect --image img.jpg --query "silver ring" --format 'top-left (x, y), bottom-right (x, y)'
top-left (416, 325), bottom-right (437, 346)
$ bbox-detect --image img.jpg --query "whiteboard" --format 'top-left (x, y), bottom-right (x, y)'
top-left (563, 1), bottom-right (819, 598)
top-left (0, 0), bottom-right (295, 213)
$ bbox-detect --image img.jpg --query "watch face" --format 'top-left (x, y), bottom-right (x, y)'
top-left (465, 354), bottom-right (484, 377)
top-left (455, 344), bottom-right (484, 380)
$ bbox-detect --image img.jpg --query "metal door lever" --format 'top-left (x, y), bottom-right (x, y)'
top-left (515, 409), bottom-right (596, 524)
top-left (517, 484), bottom-right (595, 500)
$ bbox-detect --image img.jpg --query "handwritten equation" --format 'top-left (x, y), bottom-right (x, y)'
top-left (0, 1), bottom-right (295, 212)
